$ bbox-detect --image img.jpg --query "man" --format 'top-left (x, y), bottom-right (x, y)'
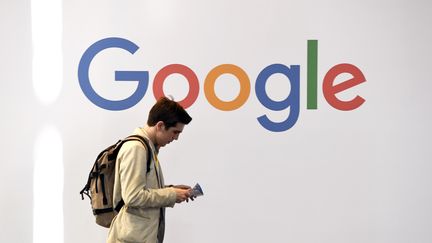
top-left (107, 97), bottom-right (193, 243)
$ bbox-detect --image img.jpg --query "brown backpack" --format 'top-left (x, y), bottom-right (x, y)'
top-left (80, 135), bottom-right (151, 227)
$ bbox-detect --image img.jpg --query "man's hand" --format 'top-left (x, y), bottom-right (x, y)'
top-left (173, 185), bottom-right (191, 190)
top-left (173, 188), bottom-right (191, 203)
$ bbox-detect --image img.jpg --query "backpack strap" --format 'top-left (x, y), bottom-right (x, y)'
top-left (113, 135), bottom-right (153, 212)
top-left (123, 135), bottom-right (152, 173)
top-left (126, 135), bottom-right (163, 189)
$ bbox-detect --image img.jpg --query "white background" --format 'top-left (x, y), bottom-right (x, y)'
top-left (1, 0), bottom-right (432, 243)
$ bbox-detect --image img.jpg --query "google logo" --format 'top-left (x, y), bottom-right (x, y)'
top-left (78, 37), bottom-right (366, 132)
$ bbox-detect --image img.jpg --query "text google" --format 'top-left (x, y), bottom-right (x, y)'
top-left (78, 37), bottom-right (366, 132)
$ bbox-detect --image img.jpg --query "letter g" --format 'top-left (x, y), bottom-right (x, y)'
top-left (78, 37), bottom-right (149, 110)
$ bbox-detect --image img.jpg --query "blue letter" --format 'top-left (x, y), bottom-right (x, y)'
top-left (78, 37), bottom-right (149, 110)
top-left (255, 64), bottom-right (300, 132)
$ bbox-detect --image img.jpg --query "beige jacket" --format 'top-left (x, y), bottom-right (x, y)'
top-left (107, 128), bottom-right (177, 243)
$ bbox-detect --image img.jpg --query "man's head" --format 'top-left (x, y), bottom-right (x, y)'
top-left (147, 97), bottom-right (192, 147)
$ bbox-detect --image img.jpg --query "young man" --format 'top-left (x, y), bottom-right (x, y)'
top-left (107, 97), bottom-right (193, 243)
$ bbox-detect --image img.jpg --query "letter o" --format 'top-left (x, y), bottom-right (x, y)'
top-left (153, 64), bottom-right (199, 109)
top-left (204, 64), bottom-right (250, 111)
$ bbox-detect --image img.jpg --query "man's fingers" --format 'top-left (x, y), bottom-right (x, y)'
top-left (174, 184), bottom-right (191, 190)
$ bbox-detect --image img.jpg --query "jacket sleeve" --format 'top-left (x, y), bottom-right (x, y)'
top-left (117, 141), bottom-right (176, 208)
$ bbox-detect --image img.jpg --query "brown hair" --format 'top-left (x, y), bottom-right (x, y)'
top-left (147, 97), bottom-right (192, 129)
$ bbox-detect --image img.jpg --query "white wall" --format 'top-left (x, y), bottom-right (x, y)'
top-left (1, 0), bottom-right (432, 243)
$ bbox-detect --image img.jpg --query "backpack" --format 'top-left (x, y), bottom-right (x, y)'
top-left (79, 135), bottom-right (152, 228)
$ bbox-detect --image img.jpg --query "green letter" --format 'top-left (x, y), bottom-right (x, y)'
top-left (307, 40), bottom-right (318, 109)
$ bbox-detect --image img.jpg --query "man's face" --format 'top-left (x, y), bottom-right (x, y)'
top-left (156, 122), bottom-right (185, 147)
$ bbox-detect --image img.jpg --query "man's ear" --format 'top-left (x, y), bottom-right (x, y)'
top-left (156, 121), bottom-right (165, 131)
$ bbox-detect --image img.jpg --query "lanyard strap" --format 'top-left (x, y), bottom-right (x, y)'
top-left (152, 152), bottom-right (162, 188)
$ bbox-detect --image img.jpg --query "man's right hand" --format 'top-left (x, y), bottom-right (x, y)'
top-left (174, 188), bottom-right (191, 203)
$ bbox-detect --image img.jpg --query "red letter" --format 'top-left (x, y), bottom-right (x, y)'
top-left (153, 64), bottom-right (199, 109)
top-left (323, 63), bottom-right (366, 111)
